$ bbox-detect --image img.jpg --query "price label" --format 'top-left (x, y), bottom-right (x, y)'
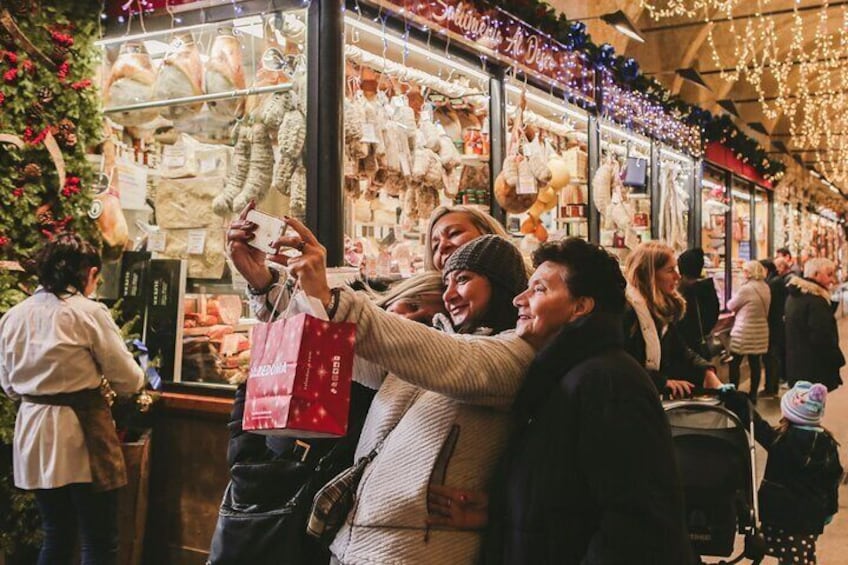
top-left (361, 123), bottom-right (379, 144)
top-left (187, 230), bottom-right (207, 255)
top-left (344, 158), bottom-right (356, 177)
top-left (116, 158), bottom-right (148, 210)
top-left (161, 144), bottom-right (187, 169)
top-left (199, 156), bottom-right (218, 174)
top-left (220, 334), bottom-right (240, 356)
top-left (147, 230), bottom-right (166, 253)
top-left (517, 165), bottom-right (537, 195)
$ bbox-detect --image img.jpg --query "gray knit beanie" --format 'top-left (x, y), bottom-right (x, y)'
top-left (442, 235), bottom-right (528, 297)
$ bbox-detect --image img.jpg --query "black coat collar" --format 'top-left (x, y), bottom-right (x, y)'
top-left (513, 311), bottom-right (623, 421)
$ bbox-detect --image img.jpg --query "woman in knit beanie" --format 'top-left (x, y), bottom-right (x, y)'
top-left (727, 381), bottom-right (842, 564)
top-left (441, 235), bottom-right (527, 334)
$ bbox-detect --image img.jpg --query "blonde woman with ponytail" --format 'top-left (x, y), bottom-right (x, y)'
top-left (623, 241), bottom-right (722, 398)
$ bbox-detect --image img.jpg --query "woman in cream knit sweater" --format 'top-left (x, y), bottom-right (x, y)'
top-left (229, 216), bottom-right (540, 563)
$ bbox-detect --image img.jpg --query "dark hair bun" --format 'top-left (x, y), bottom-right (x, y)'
top-left (34, 232), bottom-right (102, 296)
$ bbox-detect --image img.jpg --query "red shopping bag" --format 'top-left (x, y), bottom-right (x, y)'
top-left (243, 312), bottom-right (356, 437)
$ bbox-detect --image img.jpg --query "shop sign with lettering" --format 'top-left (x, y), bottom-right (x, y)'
top-left (374, 0), bottom-right (595, 103)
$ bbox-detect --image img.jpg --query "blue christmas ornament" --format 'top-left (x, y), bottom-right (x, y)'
top-left (566, 21), bottom-right (588, 51)
top-left (593, 43), bottom-right (616, 70)
top-left (618, 57), bottom-right (639, 82)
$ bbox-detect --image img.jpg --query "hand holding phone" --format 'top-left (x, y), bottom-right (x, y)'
top-left (245, 209), bottom-right (287, 254)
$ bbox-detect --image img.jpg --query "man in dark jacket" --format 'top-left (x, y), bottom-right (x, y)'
top-left (764, 257), bottom-right (791, 395)
top-left (784, 258), bottom-right (844, 391)
top-left (485, 239), bottom-right (693, 565)
top-left (677, 248), bottom-right (721, 360)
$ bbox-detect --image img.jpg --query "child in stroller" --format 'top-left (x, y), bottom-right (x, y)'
top-left (664, 391), bottom-right (765, 564)
top-left (724, 381), bottom-right (842, 565)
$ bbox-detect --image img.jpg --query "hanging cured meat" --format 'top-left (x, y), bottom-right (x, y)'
top-left (205, 26), bottom-right (246, 120)
top-left (105, 42), bottom-right (159, 127)
top-left (154, 33), bottom-right (204, 120)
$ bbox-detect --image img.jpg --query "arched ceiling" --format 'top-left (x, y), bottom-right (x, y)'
top-left (548, 0), bottom-right (848, 193)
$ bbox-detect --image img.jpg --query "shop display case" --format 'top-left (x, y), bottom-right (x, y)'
top-left (341, 13), bottom-right (492, 276)
top-left (503, 80), bottom-right (590, 246)
top-left (656, 146), bottom-right (695, 254)
top-left (701, 165), bottom-right (729, 308)
top-left (596, 122), bottom-right (652, 260)
top-left (754, 187), bottom-right (770, 260)
top-left (730, 178), bottom-right (754, 293)
top-left (99, 4), bottom-right (312, 389)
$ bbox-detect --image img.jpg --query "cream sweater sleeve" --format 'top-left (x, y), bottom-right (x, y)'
top-left (333, 288), bottom-right (536, 408)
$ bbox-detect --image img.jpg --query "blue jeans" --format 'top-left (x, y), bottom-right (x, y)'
top-left (33, 483), bottom-right (119, 565)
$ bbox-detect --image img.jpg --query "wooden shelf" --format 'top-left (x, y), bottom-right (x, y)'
top-left (460, 155), bottom-right (490, 167)
top-left (556, 217), bottom-right (588, 223)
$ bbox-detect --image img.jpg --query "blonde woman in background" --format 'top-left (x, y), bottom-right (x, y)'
top-left (727, 260), bottom-right (771, 403)
top-left (424, 205), bottom-right (511, 271)
top-left (622, 241), bottom-right (722, 398)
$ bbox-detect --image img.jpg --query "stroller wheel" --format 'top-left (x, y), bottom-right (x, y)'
top-left (744, 531), bottom-right (767, 561)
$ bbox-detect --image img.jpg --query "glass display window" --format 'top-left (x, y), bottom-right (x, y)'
top-left (773, 200), bottom-right (791, 253)
top-left (730, 178), bottom-right (753, 295)
top-left (656, 147), bottom-right (694, 254)
top-left (597, 122), bottom-right (652, 260)
top-left (341, 15), bottom-right (491, 278)
top-left (180, 289), bottom-right (254, 387)
top-left (701, 165), bottom-right (729, 308)
top-left (99, 6), bottom-right (309, 389)
top-left (754, 188), bottom-right (770, 260)
top-left (503, 80), bottom-right (590, 246)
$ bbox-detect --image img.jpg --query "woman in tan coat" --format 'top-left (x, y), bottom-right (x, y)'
top-left (727, 260), bottom-right (771, 402)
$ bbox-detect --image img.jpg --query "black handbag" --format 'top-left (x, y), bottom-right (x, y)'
top-left (694, 299), bottom-right (726, 359)
top-left (207, 383), bottom-right (375, 565)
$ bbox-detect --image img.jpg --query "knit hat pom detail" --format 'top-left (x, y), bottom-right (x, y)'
top-left (808, 383), bottom-right (828, 403)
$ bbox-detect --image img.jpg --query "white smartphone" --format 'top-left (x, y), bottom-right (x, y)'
top-left (245, 209), bottom-right (287, 254)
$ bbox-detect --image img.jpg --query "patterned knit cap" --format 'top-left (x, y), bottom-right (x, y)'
top-left (443, 235), bottom-right (528, 297)
top-left (781, 381), bottom-right (828, 426)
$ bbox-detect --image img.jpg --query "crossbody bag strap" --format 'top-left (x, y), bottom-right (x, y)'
top-left (693, 297), bottom-right (708, 346)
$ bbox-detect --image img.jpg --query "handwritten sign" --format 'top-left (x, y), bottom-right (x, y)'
top-left (375, 0), bottom-right (595, 104)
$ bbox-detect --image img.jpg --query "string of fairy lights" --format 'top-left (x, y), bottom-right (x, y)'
top-left (640, 0), bottom-right (848, 188)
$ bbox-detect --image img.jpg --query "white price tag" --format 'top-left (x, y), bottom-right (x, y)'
top-left (161, 144), bottom-right (187, 169)
top-left (517, 166), bottom-right (537, 195)
top-left (199, 157), bottom-right (218, 174)
top-left (116, 158), bottom-right (148, 210)
top-left (187, 230), bottom-right (207, 255)
top-left (361, 123), bottom-right (379, 144)
top-left (147, 230), bottom-right (166, 253)
top-left (344, 158), bottom-right (356, 176)
top-left (220, 333), bottom-right (240, 356)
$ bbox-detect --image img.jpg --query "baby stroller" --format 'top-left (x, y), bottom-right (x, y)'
top-left (664, 392), bottom-right (766, 564)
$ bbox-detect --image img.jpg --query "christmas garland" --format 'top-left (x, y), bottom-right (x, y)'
top-left (0, 0), bottom-right (103, 557)
top-left (472, 0), bottom-right (785, 182)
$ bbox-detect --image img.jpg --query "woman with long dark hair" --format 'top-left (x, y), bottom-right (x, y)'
top-left (623, 242), bottom-right (722, 397)
top-left (0, 233), bottom-right (144, 565)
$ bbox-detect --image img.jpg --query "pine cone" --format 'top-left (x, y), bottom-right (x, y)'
top-left (25, 102), bottom-right (44, 123)
top-left (37, 86), bottom-right (55, 105)
top-left (37, 209), bottom-right (53, 225)
top-left (7, 0), bottom-right (33, 16)
top-left (58, 118), bottom-right (75, 134)
top-left (22, 162), bottom-right (42, 180)
top-left (53, 44), bottom-right (69, 61)
top-left (60, 133), bottom-right (77, 148)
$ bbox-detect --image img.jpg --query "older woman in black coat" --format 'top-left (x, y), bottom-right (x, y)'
top-left (481, 239), bottom-right (693, 565)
